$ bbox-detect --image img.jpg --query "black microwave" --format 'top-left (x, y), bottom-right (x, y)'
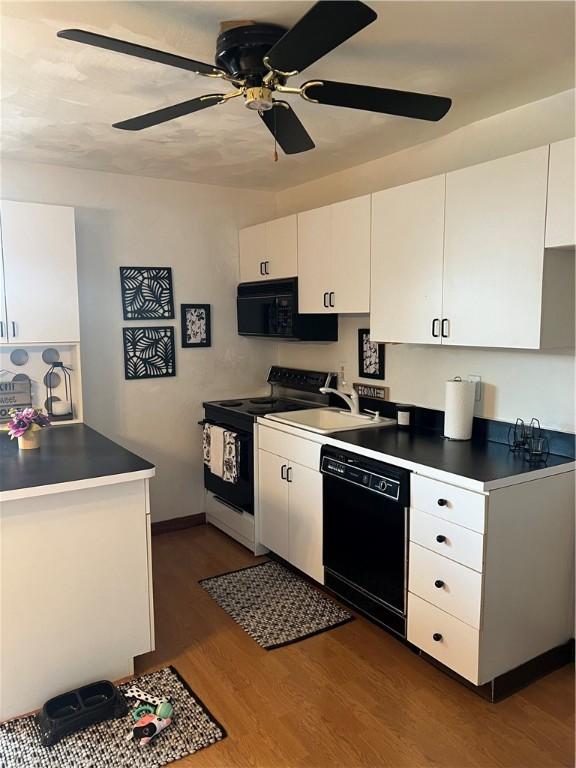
top-left (237, 278), bottom-right (338, 341)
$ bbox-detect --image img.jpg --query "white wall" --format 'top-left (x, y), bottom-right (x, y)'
top-left (1, 160), bottom-right (276, 522)
top-left (275, 91), bottom-right (576, 433)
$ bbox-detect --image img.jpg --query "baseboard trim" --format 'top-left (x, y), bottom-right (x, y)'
top-left (151, 513), bottom-right (206, 535)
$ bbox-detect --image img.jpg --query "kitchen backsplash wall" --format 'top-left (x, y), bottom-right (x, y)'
top-left (277, 315), bottom-right (574, 433)
top-left (1, 159), bottom-right (276, 522)
top-left (276, 91), bottom-right (576, 434)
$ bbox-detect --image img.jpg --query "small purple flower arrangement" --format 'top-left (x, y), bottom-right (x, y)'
top-left (6, 407), bottom-right (51, 440)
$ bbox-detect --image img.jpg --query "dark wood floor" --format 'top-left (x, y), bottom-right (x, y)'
top-left (136, 525), bottom-right (574, 768)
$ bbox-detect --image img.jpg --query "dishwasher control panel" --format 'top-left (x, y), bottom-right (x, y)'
top-left (321, 454), bottom-right (401, 502)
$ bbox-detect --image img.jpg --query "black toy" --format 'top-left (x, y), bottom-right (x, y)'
top-left (36, 681), bottom-right (128, 747)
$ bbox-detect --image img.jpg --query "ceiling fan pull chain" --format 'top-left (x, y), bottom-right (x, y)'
top-left (273, 108), bottom-right (278, 162)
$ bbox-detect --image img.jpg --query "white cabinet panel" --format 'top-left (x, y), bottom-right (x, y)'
top-left (407, 593), bottom-right (480, 684)
top-left (297, 205), bottom-right (332, 313)
top-left (546, 138), bottom-right (575, 248)
top-left (371, 176), bottom-right (445, 344)
top-left (266, 215), bottom-right (298, 279)
top-left (411, 475), bottom-right (486, 533)
top-left (0, 244), bottom-right (7, 342)
top-left (258, 424), bottom-right (321, 471)
top-left (409, 543), bottom-right (483, 628)
top-left (239, 216), bottom-right (298, 282)
top-left (258, 449), bottom-right (290, 560)
top-left (443, 146), bottom-right (549, 348)
top-left (239, 223), bottom-right (267, 282)
top-left (332, 195), bottom-right (370, 313)
top-left (288, 462), bottom-right (323, 583)
top-left (0, 201), bottom-right (80, 344)
top-left (410, 508), bottom-right (484, 572)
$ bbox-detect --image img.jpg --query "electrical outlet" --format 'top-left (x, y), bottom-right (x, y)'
top-left (338, 361), bottom-right (347, 387)
top-left (468, 374), bottom-right (482, 402)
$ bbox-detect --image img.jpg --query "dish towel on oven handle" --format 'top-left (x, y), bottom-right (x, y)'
top-left (203, 423), bottom-right (239, 483)
top-left (222, 430), bottom-right (239, 483)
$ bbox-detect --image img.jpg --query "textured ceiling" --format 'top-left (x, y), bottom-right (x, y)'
top-left (1, 1), bottom-right (574, 190)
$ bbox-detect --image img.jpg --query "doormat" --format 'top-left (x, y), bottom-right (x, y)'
top-left (199, 560), bottom-right (353, 650)
top-left (0, 666), bottom-right (225, 768)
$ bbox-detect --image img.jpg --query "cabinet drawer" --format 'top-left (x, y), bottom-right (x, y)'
top-left (407, 593), bottom-right (480, 684)
top-left (410, 508), bottom-right (484, 572)
top-left (411, 475), bottom-right (486, 533)
top-left (258, 425), bottom-right (321, 471)
top-left (409, 543), bottom-right (483, 628)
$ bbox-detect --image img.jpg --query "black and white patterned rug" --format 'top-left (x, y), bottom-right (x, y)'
top-left (0, 667), bottom-right (225, 768)
top-left (199, 561), bottom-right (353, 649)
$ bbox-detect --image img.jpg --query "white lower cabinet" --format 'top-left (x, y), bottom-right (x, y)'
top-left (408, 593), bottom-right (480, 684)
top-left (257, 426), bottom-right (323, 583)
top-left (288, 462), bottom-right (324, 583)
top-left (259, 449), bottom-right (290, 561)
top-left (408, 470), bottom-right (575, 687)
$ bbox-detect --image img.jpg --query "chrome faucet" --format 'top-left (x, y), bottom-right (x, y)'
top-left (319, 386), bottom-right (361, 416)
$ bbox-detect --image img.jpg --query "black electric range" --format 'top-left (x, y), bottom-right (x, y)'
top-left (202, 367), bottom-right (336, 516)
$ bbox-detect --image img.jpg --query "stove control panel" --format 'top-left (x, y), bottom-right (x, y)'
top-left (267, 366), bottom-right (336, 393)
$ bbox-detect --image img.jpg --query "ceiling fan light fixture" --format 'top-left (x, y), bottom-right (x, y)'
top-left (244, 86), bottom-right (274, 111)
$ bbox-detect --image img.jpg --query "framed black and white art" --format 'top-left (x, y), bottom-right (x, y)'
top-left (123, 327), bottom-right (176, 380)
top-left (181, 304), bottom-right (211, 348)
top-left (358, 328), bottom-right (385, 380)
top-left (120, 267), bottom-right (175, 320)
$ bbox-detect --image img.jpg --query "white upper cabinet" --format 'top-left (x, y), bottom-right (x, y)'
top-left (298, 195), bottom-right (370, 314)
top-left (545, 137), bottom-right (575, 249)
top-left (443, 146), bottom-right (551, 349)
top-left (0, 201), bottom-right (80, 345)
top-left (239, 215), bottom-right (297, 282)
top-left (297, 204), bottom-right (332, 313)
top-left (371, 175), bottom-right (445, 344)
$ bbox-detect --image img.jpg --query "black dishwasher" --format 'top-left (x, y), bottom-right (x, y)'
top-left (321, 445), bottom-right (410, 638)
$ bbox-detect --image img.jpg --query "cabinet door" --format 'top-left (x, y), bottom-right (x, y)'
top-left (297, 205), bottom-right (332, 313)
top-left (1, 201), bottom-right (80, 344)
top-left (258, 449), bottom-right (290, 560)
top-left (266, 215), bottom-right (297, 279)
top-left (371, 176), bottom-right (445, 344)
top-left (443, 146), bottom-right (549, 348)
top-left (546, 138), bottom-right (575, 248)
top-left (0, 244), bottom-right (7, 343)
top-left (239, 222), bottom-right (267, 282)
top-left (288, 462), bottom-right (324, 583)
top-left (332, 195), bottom-right (370, 313)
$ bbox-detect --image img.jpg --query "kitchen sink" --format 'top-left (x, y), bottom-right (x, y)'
top-left (263, 407), bottom-right (396, 435)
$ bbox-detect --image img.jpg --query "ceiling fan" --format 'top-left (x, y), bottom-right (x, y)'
top-left (57, 0), bottom-right (452, 155)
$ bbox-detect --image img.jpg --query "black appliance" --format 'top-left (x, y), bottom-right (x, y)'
top-left (203, 367), bottom-right (335, 518)
top-left (321, 445), bottom-right (410, 638)
top-left (237, 278), bottom-right (338, 341)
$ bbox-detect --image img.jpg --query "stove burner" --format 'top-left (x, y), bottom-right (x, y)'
top-left (247, 408), bottom-right (268, 415)
top-left (249, 398), bottom-right (277, 405)
top-left (219, 400), bottom-right (243, 407)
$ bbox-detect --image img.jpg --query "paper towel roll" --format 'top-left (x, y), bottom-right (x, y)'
top-left (444, 378), bottom-right (476, 440)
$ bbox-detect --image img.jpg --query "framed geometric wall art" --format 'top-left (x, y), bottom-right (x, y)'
top-left (181, 304), bottom-right (211, 348)
top-left (123, 327), bottom-right (176, 380)
top-left (120, 267), bottom-right (175, 320)
top-left (358, 328), bottom-right (385, 380)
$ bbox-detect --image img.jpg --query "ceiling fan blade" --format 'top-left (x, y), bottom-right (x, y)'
top-left (113, 95), bottom-right (225, 131)
top-left (303, 80), bottom-right (452, 121)
top-left (57, 29), bottom-right (224, 77)
top-left (266, 1), bottom-right (377, 75)
top-left (260, 103), bottom-right (315, 154)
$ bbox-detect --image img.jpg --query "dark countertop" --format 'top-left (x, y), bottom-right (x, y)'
top-left (1, 424), bottom-right (154, 494)
top-left (330, 427), bottom-right (574, 486)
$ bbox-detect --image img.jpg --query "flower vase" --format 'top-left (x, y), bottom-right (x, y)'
top-left (18, 430), bottom-right (41, 450)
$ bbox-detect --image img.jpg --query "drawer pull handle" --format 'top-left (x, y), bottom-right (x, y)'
top-left (434, 580), bottom-right (445, 589)
top-left (437, 498), bottom-right (448, 507)
top-left (436, 534), bottom-right (446, 543)
top-left (432, 633), bottom-right (443, 642)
